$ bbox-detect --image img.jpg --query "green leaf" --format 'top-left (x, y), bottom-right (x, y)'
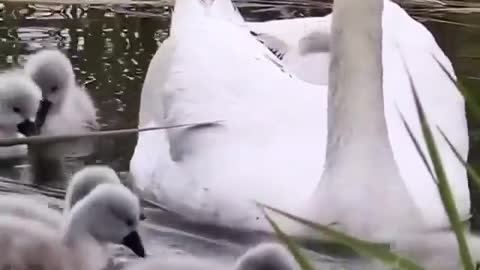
top-left (396, 106), bottom-right (436, 181)
top-left (401, 56), bottom-right (475, 270)
top-left (438, 127), bottom-right (480, 191)
top-left (258, 204), bottom-right (426, 270)
top-left (261, 208), bottom-right (317, 270)
top-left (431, 54), bottom-right (480, 122)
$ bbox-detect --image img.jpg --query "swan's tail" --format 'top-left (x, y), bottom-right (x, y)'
top-left (207, 0), bottom-right (246, 26)
top-left (171, 0), bottom-right (245, 31)
top-left (170, 0), bottom-right (210, 33)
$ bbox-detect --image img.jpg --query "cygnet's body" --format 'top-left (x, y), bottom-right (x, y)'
top-left (24, 49), bottom-right (98, 137)
top-left (125, 243), bottom-right (297, 270)
top-left (234, 243), bottom-right (299, 270)
top-left (0, 166), bottom-right (146, 270)
top-left (0, 70), bottom-right (41, 159)
top-left (23, 49), bottom-right (99, 183)
top-left (0, 194), bottom-right (62, 228)
top-left (0, 216), bottom-right (98, 270)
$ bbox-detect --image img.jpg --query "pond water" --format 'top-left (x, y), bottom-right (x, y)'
top-left (1, 0), bottom-right (480, 269)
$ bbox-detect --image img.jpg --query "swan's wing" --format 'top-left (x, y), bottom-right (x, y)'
top-left (382, 1), bottom-right (470, 227)
top-left (247, 17), bottom-right (331, 85)
top-left (157, 12), bottom-right (327, 230)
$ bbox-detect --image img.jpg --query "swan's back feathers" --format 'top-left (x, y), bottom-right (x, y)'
top-left (137, 0), bottom-right (327, 230)
top-left (247, 17), bottom-right (331, 85)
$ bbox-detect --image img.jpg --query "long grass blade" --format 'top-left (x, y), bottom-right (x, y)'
top-left (401, 55), bottom-right (475, 270)
top-left (261, 208), bottom-right (316, 270)
top-left (258, 204), bottom-right (425, 270)
top-left (438, 127), bottom-right (480, 191)
top-left (431, 54), bottom-right (480, 122)
top-left (396, 106), bottom-right (436, 181)
top-left (0, 121), bottom-right (223, 147)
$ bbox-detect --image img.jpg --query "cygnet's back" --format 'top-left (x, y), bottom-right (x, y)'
top-left (124, 243), bottom-right (298, 270)
top-left (0, 215), bottom-right (94, 270)
top-left (0, 194), bottom-right (62, 228)
top-left (234, 243), bottom-right (299, 270)
top-left (64, 165), bottom-right (121, 213)
top-left (124, 254), bottom-right (229, 270)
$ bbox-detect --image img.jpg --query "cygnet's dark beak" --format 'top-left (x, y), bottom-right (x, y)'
top-left (17, 119), bottom-right (37, 137)
top-left (121, 230), bottom-right (146, 257)
top-left (139, 212), bottom-right (146, 221)
top-left (35, 99), bottom-right (52, 130)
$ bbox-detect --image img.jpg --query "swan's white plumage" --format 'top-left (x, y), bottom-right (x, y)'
top-left (132, 0), bottom-right (326, 229)
top-left (131, 0), bottom-right (469, 236)
top-left (238, 0), bottom-right (470, 229)
top-left (247, 3), bottom-right (469, 229)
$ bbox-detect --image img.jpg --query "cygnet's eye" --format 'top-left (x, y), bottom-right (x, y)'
top-left (126, 219), bottom-right (134, 227)
top-left (12, 106), bottom-right (21, 114)
top-left (50, 86), bottom-right (58, 93)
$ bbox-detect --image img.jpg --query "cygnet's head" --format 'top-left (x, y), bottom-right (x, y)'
top-left (0, 70), bottom-right (41, 136)
top-left (65, 165), bottom-right (122, 211)
top-left (65, 183), bottom-right (146, 257)
top-left (65, 166), bottom-right (147, 220)
top-left (234, 243), bottom-right (299, 270)
top-left (24, 49), bottom-right (75, 126)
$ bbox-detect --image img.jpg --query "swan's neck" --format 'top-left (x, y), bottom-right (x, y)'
top-left (326, 0), bottom-right (385, 159)
top-left (317, 0), bottom-right (424, 239)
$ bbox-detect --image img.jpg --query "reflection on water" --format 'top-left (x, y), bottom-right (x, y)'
top-left (1, 0), bottom-right (480, 268)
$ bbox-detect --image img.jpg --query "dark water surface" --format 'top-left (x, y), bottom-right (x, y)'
top-left (1, 0), bottom-right (480, 268)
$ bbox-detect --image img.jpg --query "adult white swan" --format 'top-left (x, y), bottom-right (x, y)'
top-left (131, 0), bottom-right (327, 230)
top-left (130, 0), bottom-right (469, 240)
top-left (248, 0), bottom-right (470, 235)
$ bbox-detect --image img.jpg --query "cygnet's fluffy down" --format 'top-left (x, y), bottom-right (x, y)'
top-left (64, 165), bottom-right (122, 213)
top-left (0, 70), bottom-right (41, 158)
top-left (23, 49), bottom-right (99, 157)
top-left (64, 166), bottom-right (146, 220)
top-left (0, 166), bottom-right (146, 270)
top-left (124, 243), bottom-right (297, 270)
top-left (0, 216), bottom-right (99, 270)
top-left (0, 194), bottom-right (62, 228)
top-left (63, 182), bottom-right (146, 258)
top-left (234, 243), bottom-right (300, 270)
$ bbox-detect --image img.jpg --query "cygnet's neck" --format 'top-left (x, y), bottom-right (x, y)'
top-left (61, 200), bottom-right (96, 247)
top-left (317, 0), bottom-right (423, 238)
